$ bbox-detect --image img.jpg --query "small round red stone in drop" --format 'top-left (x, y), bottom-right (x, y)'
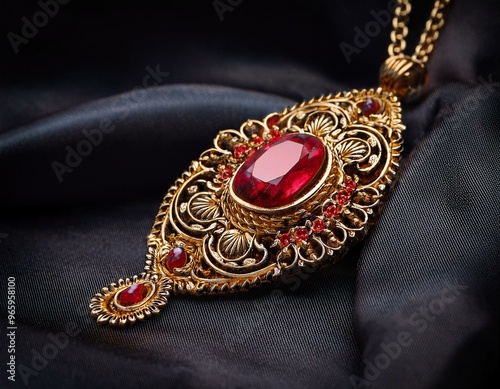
top-left (324, 205), bottom-right (340, 219)
top-left (336, 190), bottom-right (350, 206)
top-left (312, 219), bottom-right (326, 233)
top-left (253, 136), bottom-right (264, 145)
top-left (232, 133), bottom-right (325, 208)
top-left (358, 98), bottom-right (382, 116)
top-left (266, 114), bottom-right (280, 129)
top-left (279, 233), bottom-right (291, 247)
top-left (234, 144), bottom-right (249, 159)
top-left (294, 227), bottom-right (309, 243)
top-left (220, 167), bottom-right (233, 180)
top-left (118, 284), bottom-right (146, 306)
top-left (166, 247), bottom-right (187, 272)
top-left (269, 129), bottom-right (281, 140)
top-left (344, 178), bottom-right (356, 193)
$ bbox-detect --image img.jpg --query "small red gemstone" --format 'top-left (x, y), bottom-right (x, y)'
top-left (232, 133), bottom-right (325, 208)
top-left (324, 205), bottom-right (340, 218)
top-left (118, 283), bottom-right (145, 306)
top-left (344, 178), bottom-right (356, 193)
top-left (221, 167), bottom-right (233, 180)
top-left (266, 114), bottom-right (280, 129)
top-left (253, 136), bottom-right (264, 144)
top-left (294, 227), bottom-right (309, 243)
top-left (166, 247), bottom-right (187, 272)
top-left (270, 129), bottom-right (281, 139)
top-left (234, 144), bottom-right (249, 159)
top-left (336, 190), bottom-right (350, 205)
top-left (279, 233), bottom-right (291, 247)
top-left (312, 219), bottom-right (326, 233)
top-left (359, 98), bottom-right (381, 116)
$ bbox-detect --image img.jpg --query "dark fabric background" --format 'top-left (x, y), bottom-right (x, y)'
top-left (0, 0), bottom-right (499, 388)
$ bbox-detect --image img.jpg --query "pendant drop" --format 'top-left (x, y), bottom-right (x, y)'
top-left (90, 87), bottom-right (404, 326)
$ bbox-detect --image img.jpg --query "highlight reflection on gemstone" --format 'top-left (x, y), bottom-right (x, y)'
top-left (232, 133), bottom-right (325, 208)
top-left (117, 284), bottom-right (146, 306)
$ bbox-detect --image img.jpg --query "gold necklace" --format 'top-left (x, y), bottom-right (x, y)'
top-left (90, 0), bottom-right (452, 326)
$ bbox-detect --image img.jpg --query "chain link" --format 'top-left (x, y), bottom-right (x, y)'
top-left (389, 0), bottom-right (451, 65)
top-left (388, 0), bottom-right (412, 56)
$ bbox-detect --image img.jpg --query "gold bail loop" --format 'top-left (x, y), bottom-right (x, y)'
top-left (379, 55), bottom-right (428, 98)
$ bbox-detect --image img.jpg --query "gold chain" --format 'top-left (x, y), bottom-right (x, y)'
top-left (381, 0), bottom-right (451, 97)
top-left (389, 0), bottom-right (451, 65)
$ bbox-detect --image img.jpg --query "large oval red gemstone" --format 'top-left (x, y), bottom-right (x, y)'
top-left (232, 133), bottom-right (325, 208)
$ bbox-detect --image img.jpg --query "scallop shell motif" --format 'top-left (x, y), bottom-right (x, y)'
top-left (189, 192), bottom-right (221, 221)
top-left (217, 229), bottom-right (253, 260)
top-left (335, 139), bottom-right (369, 163)
top-left (305, 112), bottom-right (337, 137)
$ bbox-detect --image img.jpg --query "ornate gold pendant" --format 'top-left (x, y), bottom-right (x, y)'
top-left (90, 87), bottom-right (404, 326)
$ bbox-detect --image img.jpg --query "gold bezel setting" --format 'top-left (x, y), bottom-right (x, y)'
top-left (228, 134), bottom-right (333, 215)
top-left (90, 273), bottom-right (172, 326)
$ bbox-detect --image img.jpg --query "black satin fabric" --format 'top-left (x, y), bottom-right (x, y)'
top-left (1, 1), bottom-right (499, 388)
